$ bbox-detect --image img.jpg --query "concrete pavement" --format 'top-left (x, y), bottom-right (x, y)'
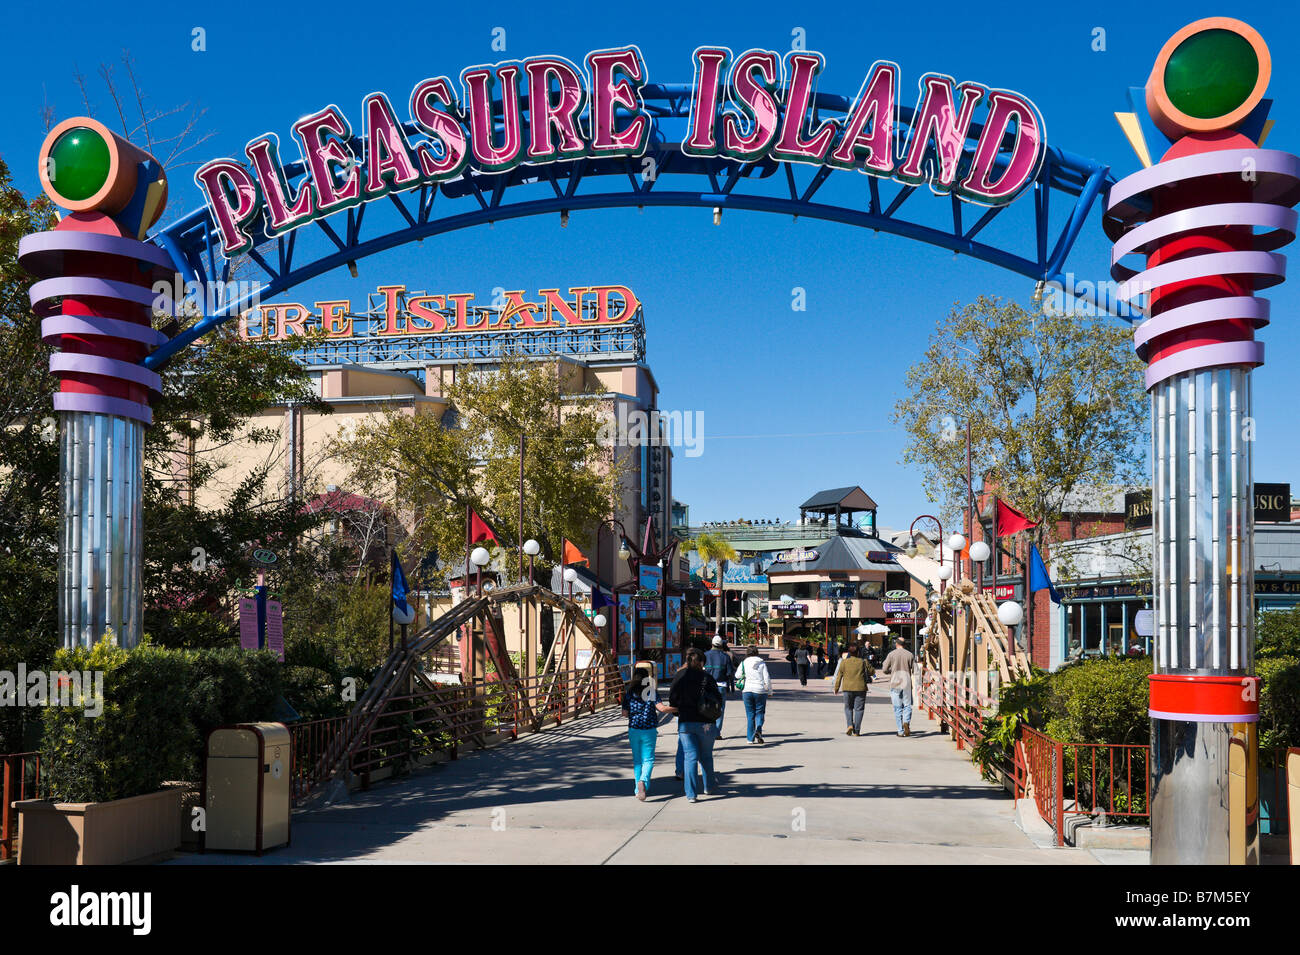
top-left (174, 654), bottom-right (1125, 865)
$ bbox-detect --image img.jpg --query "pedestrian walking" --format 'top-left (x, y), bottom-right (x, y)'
top-left (833, 642), bottom-right (871, 736)
top-left (816, 641), bottom-right (827, 678)
top-left (704, 635), bottom-right (735, 737)
top-left (621, 661), bottom-right (660, 800)
top-left (881, 635), bottom-right (916, 737)
top-left (736, 645), bottom-right (771, 744)
top-left (795, 642), bottom-right (811, 685)
top-left (720, 639), bottom-right (736, 693)
top-left (659, 648), bottom-right (723, 802)
top-left (785, 644), bottom-right (797, 677)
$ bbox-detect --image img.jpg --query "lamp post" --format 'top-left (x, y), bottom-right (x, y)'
top-left (948, 533), bottom-right (967, 583)
top-left (970, 540), bottom-right (991, 594)
top-left (906, 515), bottom-right (945, 594)
top-left (563, 566), bottom-right (577, 600)
top-left (471, 546), bottom-right (491, 596)
top-left (523, 538), bottom-right (540, 585)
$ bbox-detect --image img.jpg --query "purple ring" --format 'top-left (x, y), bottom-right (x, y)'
top-left (1133, 296), bottom-right (1268, 359)
top-left (1145, 340), bottom-right (1263, 389)
top-left (1107, 149), bottom-right (1300, 227)
top-left (29, 276), bottom-right (174, 317)
top-left (53, 392), bottom-right (153, 426)
top-left (50, 353), bottom-right (163, 394)
top-left (1111, 202), bottom-right (1298, 280)
top-left (17, 230), bottom-right (175, 276)
top-left (1118, 250), bottom-right (1286, 302)
top-left (41, 315), bottom-right (168, 348)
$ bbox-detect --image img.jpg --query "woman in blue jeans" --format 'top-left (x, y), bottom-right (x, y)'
top-left (736, 646), bottom-right (771, 743)
top-left (622, 662), bottom-right (660, 800)
top-left (658, 648), bottom-right (722, 802)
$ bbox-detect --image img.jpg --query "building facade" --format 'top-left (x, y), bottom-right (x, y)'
top-left (190, 283), bottom-right (673, 593)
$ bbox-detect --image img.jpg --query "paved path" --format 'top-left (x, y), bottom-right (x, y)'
top-left (176, 655), bottom-right (1115, 865)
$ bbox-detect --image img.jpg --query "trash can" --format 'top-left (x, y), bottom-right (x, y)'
top-left (203, 722), bottom-right (291, 854)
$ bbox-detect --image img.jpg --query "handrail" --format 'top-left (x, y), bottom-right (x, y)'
top-left (2, 751), bottom-right (41, 862)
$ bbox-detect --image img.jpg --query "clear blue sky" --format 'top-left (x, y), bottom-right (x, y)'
top-left (4, 1), bottom-right (1299, 531)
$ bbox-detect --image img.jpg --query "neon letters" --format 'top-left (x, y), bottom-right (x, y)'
top-left (197, 45), bottom-right (1046, 256)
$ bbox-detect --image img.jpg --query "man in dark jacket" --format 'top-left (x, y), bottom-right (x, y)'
top-left (704, 636), bottom-right (735, 737)
top-left (660, 648), bottom-right (723, 802)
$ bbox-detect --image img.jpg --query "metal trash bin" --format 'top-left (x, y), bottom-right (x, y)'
top-left (203, 722), bottom-right (291, 854)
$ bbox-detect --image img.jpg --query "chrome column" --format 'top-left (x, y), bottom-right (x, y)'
top-left (60, 412), bottom-right (145, 649)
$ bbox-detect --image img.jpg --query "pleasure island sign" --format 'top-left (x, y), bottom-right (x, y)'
top-left (197, 47), bottom-right (1047, 256)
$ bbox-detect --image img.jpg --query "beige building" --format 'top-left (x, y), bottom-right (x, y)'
top-left (186, 285), bottom-right (674, 595)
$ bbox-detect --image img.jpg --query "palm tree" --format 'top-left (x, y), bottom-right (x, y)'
top-left (692, 532), bottom-right (739, 638)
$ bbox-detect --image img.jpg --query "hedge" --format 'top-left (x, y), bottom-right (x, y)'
top-left (40, 637), bottom-right (285, 803)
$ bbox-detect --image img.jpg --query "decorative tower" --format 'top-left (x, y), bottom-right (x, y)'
top-left (1106, 18), bottom-right (1300, 863)
top-left (18, 117), bottom-right (173, 649)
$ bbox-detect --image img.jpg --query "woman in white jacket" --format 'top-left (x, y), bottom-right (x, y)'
top-left (737, 646), bottom-right (772, 744)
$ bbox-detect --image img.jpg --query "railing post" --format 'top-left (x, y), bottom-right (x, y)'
top-left (1054, 741), bottom-right (1065, 847)
top-left (2, 754), bottom-right (13, 862)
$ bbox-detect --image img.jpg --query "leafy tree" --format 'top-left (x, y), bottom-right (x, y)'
top-left (892, 295), bottom-right (1148, 649)
top-left (335, 355), bottom-right (625, 583)
top-left (1256, 605), bottom-right (1300, 661)
top-left (0, 158), bottom-right (59, 751)
top-left (141, 324), bottom-right (330, 649)
top-left (691, 532), bottom-right (738, 637)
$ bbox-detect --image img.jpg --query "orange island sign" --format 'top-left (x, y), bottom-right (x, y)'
top-left (238, 283), bottom-right (639, 340)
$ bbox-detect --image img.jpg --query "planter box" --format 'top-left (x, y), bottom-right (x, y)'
top-left (16, 789), bottom-right (183, 865)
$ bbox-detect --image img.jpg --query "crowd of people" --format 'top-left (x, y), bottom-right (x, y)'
top-left (620, 634), bottom-right (917, 801)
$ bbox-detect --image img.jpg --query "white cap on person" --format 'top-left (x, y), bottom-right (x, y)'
top-left (712, 636), bottom-right (723, 646)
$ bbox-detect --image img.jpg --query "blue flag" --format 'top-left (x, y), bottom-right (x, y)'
top-left (1029, 545), bottom-right (1061, 605)
top-left (391, 550), bottom-right (412, 617)
top-left (591, 587), bottom-right (612, 611)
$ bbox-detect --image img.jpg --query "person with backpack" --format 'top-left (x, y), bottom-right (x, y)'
top-left (703, 636), bottom-right (735, 737)
top-left (658, 647), bottom-right (723, 802)
top-left (621, 661), bottom-right (661, 801)
top-left (794, 642), bottom-right (811, 686)
top-left (833, 642), bottom-right (871, 736)
top-left (736, 645), bottom-right (771, 744)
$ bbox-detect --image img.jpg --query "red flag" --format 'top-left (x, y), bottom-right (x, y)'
top-left (996, 498), bottom-right (1039, 537)
top-left (562, 539), bottom-right (589, 566)
top-left (470, 509), bottom-right (497, 544)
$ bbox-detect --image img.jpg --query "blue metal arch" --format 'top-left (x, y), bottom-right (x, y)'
top-left (144, 83), bottom-right (1114, 370)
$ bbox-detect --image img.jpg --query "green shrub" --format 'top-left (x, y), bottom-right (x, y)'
top-left (1042, 656), bottom-right (1152, 745)
top-left (40, 637), bottom-right (195, 803)
top-left (1258, 656), bottom-right (1300, 754)
top-left (187, 648), bottom-right (284, 746)
top-left (282, 665), bottom-right (348, 722)
top-left (39, 638), bottom-right (287, 803)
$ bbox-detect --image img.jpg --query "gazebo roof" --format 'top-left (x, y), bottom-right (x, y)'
top-left (799, 486), bottom-right (878, 514)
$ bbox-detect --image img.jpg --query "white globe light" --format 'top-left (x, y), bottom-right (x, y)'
top-left (470, 546), bottom-right (491, 567)
top-left (593, 614), bottom-right (607, 628)
top-left (997, 601), bottom-right (1024, 627)
top-left (948, 533), bottom-right (967, 551)
top-left (523, 539), bottom-right (540, 557)
top-left (937, 565), bottom-right (952, 581)
top-left (969, 541), bottom-right (990, 562)
top-left (563, 567), bottom-right (577, 582)
top-left (393, 602), bottom-right (415, 625)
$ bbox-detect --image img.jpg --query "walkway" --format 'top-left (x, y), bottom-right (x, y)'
top-left (174, 655), bottom-right (1118, 865)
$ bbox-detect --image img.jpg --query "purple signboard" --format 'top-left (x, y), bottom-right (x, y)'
top-left (239, 597), bottom-right (259, 651)
top-left (265, 600), bottom-right (284, 662)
